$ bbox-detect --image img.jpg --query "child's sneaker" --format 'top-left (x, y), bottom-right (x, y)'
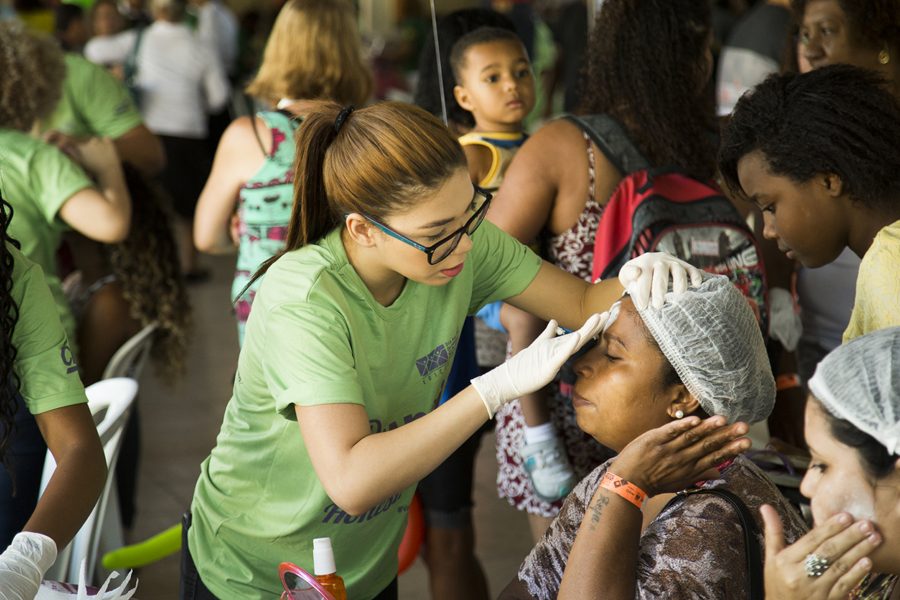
top-left (521, 438), bottom-right (577, 502)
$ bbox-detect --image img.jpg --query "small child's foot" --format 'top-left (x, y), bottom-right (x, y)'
top-left (522, 438), bottom-right (577, 502)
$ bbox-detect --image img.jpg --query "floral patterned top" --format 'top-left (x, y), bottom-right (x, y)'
top-left (232, 110), bottom-right (300, 345)
top-left (501, 455), bottom-right (809, 599)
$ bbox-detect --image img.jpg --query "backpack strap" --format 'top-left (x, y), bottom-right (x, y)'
top-left (562, 113), bottom-right (650, 175)
top-left (664, 487), bottom-right (764, 600)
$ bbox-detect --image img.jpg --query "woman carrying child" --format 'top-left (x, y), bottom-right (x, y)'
top-left (486, 0), bottom-right (718, 536)
top-left (182, 101), bottom-right (700, 599)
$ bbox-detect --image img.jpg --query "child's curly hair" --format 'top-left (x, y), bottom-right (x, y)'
top-left (0, 21), bottom-right (66, 131)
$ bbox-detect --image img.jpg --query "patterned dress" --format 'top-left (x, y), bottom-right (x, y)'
top-left (495, 130), bottom-right (615, 517)
top-left (232, 110), bottom-right (299, 345)
top-left (501, 455), bottom-right (809, 599)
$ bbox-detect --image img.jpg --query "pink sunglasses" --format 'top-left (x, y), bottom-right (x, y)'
top-left (279, 562), bottom-right (335, 600)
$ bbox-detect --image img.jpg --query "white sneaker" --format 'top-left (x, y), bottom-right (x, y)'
top-left (521, 438), bottom-right (577, 502)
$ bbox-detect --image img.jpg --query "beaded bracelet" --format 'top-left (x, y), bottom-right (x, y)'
top-left (599, 471), bottom-right (647, 510)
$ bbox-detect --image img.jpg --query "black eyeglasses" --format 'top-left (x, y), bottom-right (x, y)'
top-left (363, 187), bottom-right (492, 265)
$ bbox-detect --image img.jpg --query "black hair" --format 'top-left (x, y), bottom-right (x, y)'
top-left (790, 0), bottom-right (900, 49)
top-left (579, 0), bottom-right (717, 179)
top-left (413, 8), bottom-right (516, 131)
top-left (823, 408), bottom-right (898, 479)
top-left (449, 26), bottom-right (525, 83)
top-left (719, 65), bottom-right (900, 211)
top-left (0, 197), bottom-right (21, 463)
top-left (55, 3), bottom-right (85, 35)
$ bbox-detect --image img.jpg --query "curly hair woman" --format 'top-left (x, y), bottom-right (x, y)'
top-left (718, 65), bottom-right (900, 342)
top-left (66, 166), bottom-right (190, 528)
top-left (484, 0), bottom-right (717, 538)
top-left (0, 195), bottom-right (106, 598)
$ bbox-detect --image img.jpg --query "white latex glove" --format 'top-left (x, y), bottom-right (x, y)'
top-left (471, 313), bottom-right (608, 418)
top-left (768, 287), bottom-right (802, 352)
top-left (618, 252), bottom-right (704, 310)
top-left (0, 532), bottom-right (57, 600)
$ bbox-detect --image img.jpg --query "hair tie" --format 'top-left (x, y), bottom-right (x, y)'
top-left (334, 105), bottom-right (355, 133)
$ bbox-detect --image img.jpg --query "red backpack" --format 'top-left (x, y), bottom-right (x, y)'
top-left (564, 114), bottom-right (770, 332)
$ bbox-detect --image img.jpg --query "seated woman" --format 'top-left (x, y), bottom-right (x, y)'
top-left (762, 326), bottom-right (900, 599)
top-left (501, 275), bottom-right (808, 599)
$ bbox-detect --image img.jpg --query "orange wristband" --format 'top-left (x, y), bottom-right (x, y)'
top-left (599, 471), bottom-right (647, 510)
top-left (776, 373), bottom-right (801, 391)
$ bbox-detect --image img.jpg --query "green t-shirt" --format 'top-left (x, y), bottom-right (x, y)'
top-left (41, 54), bottom-right (143, 139)
top-left (189, 221), bottom-right (542, 599)
top-left (0, 128), bottom-right (93, 343)
top-left (9, 244), bottom-right (87, 414)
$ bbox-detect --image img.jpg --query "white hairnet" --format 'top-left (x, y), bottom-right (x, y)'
top-left (636, 274), bottom-right (775, 424)
top-left (808, 327), bottom-right (900, 455)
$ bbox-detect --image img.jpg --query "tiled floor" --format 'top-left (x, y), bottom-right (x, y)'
top-left (122, 254), bottom-right (534, 599)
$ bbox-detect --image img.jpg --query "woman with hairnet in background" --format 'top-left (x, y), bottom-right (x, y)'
top-left (763, 327), bottom-right (900, 599)
top-left (500, 274), bottom-right (808, 599)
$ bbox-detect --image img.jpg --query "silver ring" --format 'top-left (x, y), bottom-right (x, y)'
top-left (805, 553), bottom-right (830, 578)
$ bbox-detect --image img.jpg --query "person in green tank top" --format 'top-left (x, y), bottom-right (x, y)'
top-left (194, 0), bottom-right (373, 345)
top-left (183, 99), bottom-right (703, 600)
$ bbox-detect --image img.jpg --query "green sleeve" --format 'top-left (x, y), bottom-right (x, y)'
top-left (263, 301), bottom-right (365, 420)
top-left (28, 142), bottom-right (93, 225)
top-left (468, 220), bottom-right (543, 314)
top-left (9, 245), bottom-right (87, 414)
top-left (53, 54), bottom-right (144, 139)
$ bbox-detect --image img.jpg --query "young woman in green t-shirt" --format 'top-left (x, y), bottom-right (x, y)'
top-left (0, 196), bottom-right (107, 598)
top-left (184, 101), bottom-right (705, 599)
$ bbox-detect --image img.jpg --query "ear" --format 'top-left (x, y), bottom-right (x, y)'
top-left (666, 386), bottom-right (702, 420)
top-left (819, 173), bottom-right (845, 198)
top-left (344, 213), bottom-right (378, 248)
top-left (454, 84), bottom-right (475, 112)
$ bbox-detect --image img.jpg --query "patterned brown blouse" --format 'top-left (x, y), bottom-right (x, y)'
top-left (501, 455), bottom-right (809, 599)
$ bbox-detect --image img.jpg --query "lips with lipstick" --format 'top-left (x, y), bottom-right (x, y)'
top-left (440, 262), bottom-right (464, 277)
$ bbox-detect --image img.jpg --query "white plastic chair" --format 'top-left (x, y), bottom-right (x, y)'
top-left (102, 323), bottom-right (158, 380)
top-left (39, 377), bottom-right (139, 584)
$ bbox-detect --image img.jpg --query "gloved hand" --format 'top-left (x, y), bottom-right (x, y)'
top-left (618, 252), bottom-right (704, 310)
top-left (0, 532), bottom-right (57, 600)
top-left (471, 313), bottom-right (608, 418)
top-left (767, 287), bottom-right (802, 352)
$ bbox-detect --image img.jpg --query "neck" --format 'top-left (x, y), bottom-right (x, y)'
top-left (473, 121), bottom-right (523, 134)
top-left (341, 229), bottom-right (406, 307)
top-left (847, 206), bottom-right (900, 259)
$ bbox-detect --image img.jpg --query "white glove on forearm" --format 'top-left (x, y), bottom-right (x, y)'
top-left (471, 313), bottom-right (608, 418)
top-left (0, 532), bottom-right (57, 600)
top-left (618, 252), bottom-right (704, 310)
top-left (768, 287), bottom-right (802, 352)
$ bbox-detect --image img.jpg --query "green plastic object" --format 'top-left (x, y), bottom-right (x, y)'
top-left (101, 523), bottom-right (182, 570)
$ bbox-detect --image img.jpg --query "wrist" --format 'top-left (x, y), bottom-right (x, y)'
top-left (599, 471), bottom-right (647, 511)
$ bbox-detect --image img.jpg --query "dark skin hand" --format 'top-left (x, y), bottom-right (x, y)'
top-left (558, 416), bottom-right (751, 600)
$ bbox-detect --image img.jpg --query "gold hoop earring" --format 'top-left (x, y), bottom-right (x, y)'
top-left (879, 48), bottom-right (890, 65)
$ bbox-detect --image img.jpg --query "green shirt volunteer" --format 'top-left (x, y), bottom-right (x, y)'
top-left (41, 54), bottom-right (143, 139)
top-left (9, 244), bottom-right (87, 414)
top-left (189, 221), bottom-right (542, 599)
top-left (0, 129), bottom-right (94, 344)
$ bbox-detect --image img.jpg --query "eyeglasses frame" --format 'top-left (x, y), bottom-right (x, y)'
top-left (360, 186), bottom-right (493, 265)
